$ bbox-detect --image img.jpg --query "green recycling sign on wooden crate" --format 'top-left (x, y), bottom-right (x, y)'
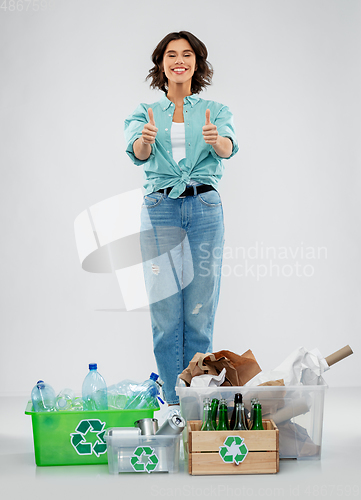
top-left (219, 436), bottom-right (249, 465)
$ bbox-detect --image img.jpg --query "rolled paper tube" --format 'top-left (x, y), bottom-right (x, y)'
top-left (271, 398), bottom-right (310, 425)
top-left (325, 345), bottom-right (353, 367)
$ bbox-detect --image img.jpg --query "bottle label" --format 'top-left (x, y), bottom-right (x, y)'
top-left (70, 419), bottom-right (107, 457)
top-left (130, 446), bottom-right (159, 473)
top-left (219, 436), bottom-right (248, 465)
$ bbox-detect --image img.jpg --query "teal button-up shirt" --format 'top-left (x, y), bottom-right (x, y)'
top-left (124, 94), bottom-right (239, 199)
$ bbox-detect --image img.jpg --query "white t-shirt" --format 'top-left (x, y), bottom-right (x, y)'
top-left (171, 122), bottom-right (186, 164)
top-left (171, 122), bottom-right (199, 186)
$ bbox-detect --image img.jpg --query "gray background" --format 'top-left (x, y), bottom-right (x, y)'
top-left (1, 0), bottom-right (360, 395)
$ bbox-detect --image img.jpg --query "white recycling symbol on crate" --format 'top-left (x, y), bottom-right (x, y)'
top-left (70, 419), bottom-right (107, 457)
top-left (219, 436), bottom-right (248, 465)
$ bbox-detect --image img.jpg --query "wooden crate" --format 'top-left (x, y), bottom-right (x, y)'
top-left (187, 419), bottom-right (279, 475)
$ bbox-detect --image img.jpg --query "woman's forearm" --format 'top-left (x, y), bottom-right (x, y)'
top-left (212, 136), bottom-right (233, 158)
top-left (133, 138), bottom-right (152, 161)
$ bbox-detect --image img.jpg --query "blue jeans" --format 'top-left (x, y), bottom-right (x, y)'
top-left (140, 188), bottom-right (225, 404)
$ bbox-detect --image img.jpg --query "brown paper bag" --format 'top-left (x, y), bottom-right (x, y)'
top-left (177, 352), bottom-right (217, 386)
top-left (178, 349), bottom-right (262, 386)
top-left (258, 379), bottom-right (285, 387)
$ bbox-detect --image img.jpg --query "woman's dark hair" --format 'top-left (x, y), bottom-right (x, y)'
top-left (146, 31), bottom-right (213, 94)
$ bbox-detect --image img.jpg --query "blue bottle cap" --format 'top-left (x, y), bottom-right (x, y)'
top-left (89, 363), bottom-right (97, 370)
top-left (36, 381), bottom-right (45, 389)
top-left (150, 372), bottom-right (159, 381)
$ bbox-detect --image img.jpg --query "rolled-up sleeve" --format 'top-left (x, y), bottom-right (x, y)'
top-left (124, 104), bottom-right (155, 166)
top-left (210, 105), bottom-right (239, 160)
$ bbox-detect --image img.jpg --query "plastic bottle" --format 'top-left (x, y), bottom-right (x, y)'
top-left (124, 372), bottom-right (163, 410)
top-left (31, 380), bottom-right (56, 412)
top-left (107, 379), bottom-right (140, 409)
top-left (70, 397), bottom-right (83, 411)
top-left (55, 388), bottom-right (75, 411)
top-left (82, 363), bottom-right (108, 411)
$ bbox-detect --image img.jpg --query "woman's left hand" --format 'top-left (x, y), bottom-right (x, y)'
top-left (203, 109), bottom-right (233, 158)
top-left (202, 109), bottom-right (219, 145)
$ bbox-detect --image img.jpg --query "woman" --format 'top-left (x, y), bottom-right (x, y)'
top-left (124, 31), bottom-right (238, 408)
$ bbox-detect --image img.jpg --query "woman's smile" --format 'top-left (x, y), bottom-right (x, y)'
top-left (172, 67), bottom-right (188, 74)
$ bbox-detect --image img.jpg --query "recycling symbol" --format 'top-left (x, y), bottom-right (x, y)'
top-left (130, 446), bottom-right (159, 473)
top-left (70, 419), bottom-right (107, 457)
top-left (219, 436), bottom-right (248, 465)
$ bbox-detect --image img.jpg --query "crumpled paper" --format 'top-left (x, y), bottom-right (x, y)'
top-left (190, 368), bottom-right (227, 387)
top-left (245, 347), bottom-right (329, 386)
top-left (179, 349), bottom-right (262, 386)
top-left (278, 421), bottom-right (320, 458)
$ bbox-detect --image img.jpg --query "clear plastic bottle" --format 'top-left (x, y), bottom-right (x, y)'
top-left (55, 388), bottom-right (75, 411)
top-left (124, 372), bottom-right (163, 410)
top-left (107, 379), bottom-right (140, 409)
top-left (31, 380), bottom-right (56, 412)
top-left (70, 397), bottom-right (83, 411)
top-left (82, 363), bottom-right (108, 411)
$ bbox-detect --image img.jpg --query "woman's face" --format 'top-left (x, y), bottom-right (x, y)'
top-left (162, 38), bottom-right (197, 89)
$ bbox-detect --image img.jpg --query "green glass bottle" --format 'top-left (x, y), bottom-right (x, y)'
top-left (201, 398), bottom-right (215, 431)
top-left (211, 398), bottom-right (219, 430)
top-left (216, 398), bottom-right (229, 430)
top-left (233, 402), bottom-right (248, 430)
top-left (251, 402), bottom-right (264, 430)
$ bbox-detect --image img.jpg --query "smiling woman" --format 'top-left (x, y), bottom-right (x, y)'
top-left (124, 31), bottom-right (239, 408)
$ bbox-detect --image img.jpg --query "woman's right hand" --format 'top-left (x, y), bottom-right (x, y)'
top-left (141, 108), bottom-right (158, 144)
top-left (133, 108), bottom-right (158, 160)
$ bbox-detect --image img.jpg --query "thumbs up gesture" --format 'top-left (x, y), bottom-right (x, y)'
top-left (141, 108), bottom-right (158, 144)
top-left (202, 109), bottom-right (219, 145)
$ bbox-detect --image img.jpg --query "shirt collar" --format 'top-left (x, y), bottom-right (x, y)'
top-left (184, 94), bottom-right (200, 107)
top-left (159, 95), bottom-right (173, 111)
top-left (159, 94), bottom-right (200, 111)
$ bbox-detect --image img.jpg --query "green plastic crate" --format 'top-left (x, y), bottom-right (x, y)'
top-left (25, 401), bottom-right (158, 466)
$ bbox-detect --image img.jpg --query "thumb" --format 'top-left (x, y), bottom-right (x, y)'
top-left (148, 107), bottom-right (155, 126)
top-left (205, 109), bottom-right (211, 125)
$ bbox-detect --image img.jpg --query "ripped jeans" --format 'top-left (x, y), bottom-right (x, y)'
top-left (140, 188), bottom-right (225, 404)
